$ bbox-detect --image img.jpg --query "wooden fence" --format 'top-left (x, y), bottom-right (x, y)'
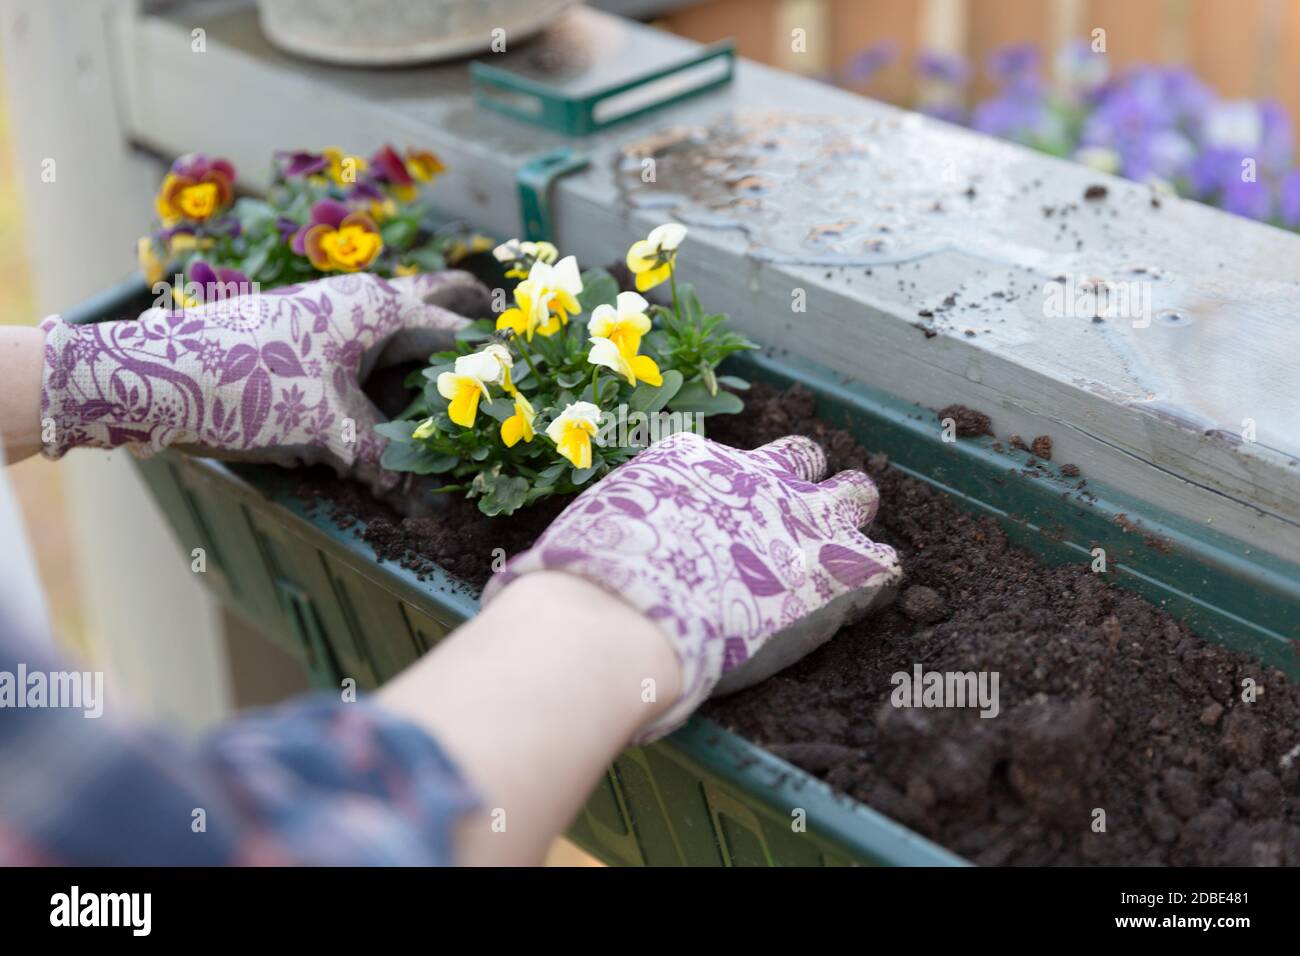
top-left (659, 0), bottom-right (1300, 127)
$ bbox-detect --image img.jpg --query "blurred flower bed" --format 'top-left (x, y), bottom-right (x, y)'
top-left (842, 40), bottom-right (1298, 229)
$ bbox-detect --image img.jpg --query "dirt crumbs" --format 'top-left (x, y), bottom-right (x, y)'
top-left (937, 404), bottom-right (993, 438)
top-left (299, 379), bottom-right (1299, 866)
top-left (703, 383), bottom-right (1300, 867)
top-left (1084, 184), bottom-right (1109, 201)
top-left (1030, 435), bottom-right (1053, 461)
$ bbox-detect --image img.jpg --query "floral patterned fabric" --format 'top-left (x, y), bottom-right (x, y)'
top-left (482, 432), bottom-right (902, 740)
top-left (40, 271), bottom-right (489, 492)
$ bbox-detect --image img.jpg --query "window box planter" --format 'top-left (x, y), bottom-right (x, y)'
top-left (64, 276), bottom-right (1300, 867)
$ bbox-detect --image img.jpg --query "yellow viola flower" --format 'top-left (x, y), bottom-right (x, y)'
top-left (411, 417), bottom-right (437, 440)
top-left (546, 401), bottom-right (602, 470)
top-left (368, 198), bottom-right (399, 224)
top-left (532, 256), bottom-right (584, 332)
top-left (436, 350), bottom-right (502, 428)
top-left (405, 148), bottom-right (446, 183)
top-left (500, 393), bottom-right (536, 448)
top-left (492, 238), bottom-right (559, 279)
top-left (587, 291), bottom-right (662, 386)
top-left (495, 256), bottom-right (583, 340)
top-left (495, 277), bottom-right (553, 341)
top-left (166, 232), bottom-right (213, 256)
top-left (153, 156), bottom-right (235, 225)
top-left (323, 147), bottom-right (368, 187)
top-left (394, 262), bottom-right (420, 277)
top-left (137, 237), bottom-right (166, 285)
top-left (625, 222), bottom-right (688, 292)
top-left (589, 337), bottom-right (663, 387)
top-left (481, 343), bottom-right (515, 393)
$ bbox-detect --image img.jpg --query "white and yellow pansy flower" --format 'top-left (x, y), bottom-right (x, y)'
top-left (436, 349), bottom-right (503, 428)
top-left (587, 291), bottom-right (662, 387)
top-left (500, 392), bottom-right (536, 448)
top-left (546, 401), bottom-right (602, 469)
top-left (496, 256), bottom-right (583, 339)
top-left (492, 238), bottom-right (561, 279)
top-left (481, 342), bottom-right (515, 392)
top-left (495, 276), bottom-right (554, 342)
top-left (625, 222), bottom-right (687, 292)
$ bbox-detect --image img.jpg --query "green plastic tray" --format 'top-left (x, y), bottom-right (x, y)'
top-left (63, 277), bottom-right (1300, 866)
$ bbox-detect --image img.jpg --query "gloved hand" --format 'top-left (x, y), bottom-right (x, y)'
top-left (482, 432), bottom-right (902, 740)
top-left (40, 271), bottom-right (489, 493)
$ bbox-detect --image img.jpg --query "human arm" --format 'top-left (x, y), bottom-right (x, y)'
top-left (0, 325), bottom-right (44, 463)
top-left (6, 271), bottom-right (489, 489)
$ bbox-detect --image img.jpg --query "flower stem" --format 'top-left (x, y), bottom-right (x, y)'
top-left (669, 266), bottom-right (682, 324)
top-left (515, 335), bottom-right (541, 380)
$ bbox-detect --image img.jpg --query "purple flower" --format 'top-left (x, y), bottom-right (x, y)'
top-left (190, 260), bottom-right (252, 303)
top-left (917, 50), bottom-right (970, 86)
top-left (1280, 169), bottom-right (1300, 227)
top-left (170, 153), bottom-right (235, 184)
top-left (972, 88), bottom-right (1049, 141)
top-left (988, 43), bottom-right (1039, 84)
top-left (842, 40), bottom-right (898, 85)
top-left (1220, 177), bottom-right (1272, 221)
top-left (277, 150), bottom-right (329, 178)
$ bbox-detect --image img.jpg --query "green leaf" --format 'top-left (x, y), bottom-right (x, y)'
top-left (379, 442), bottom-right (458, 475)
top-left (481, 397), bottom-right (516, 423)
top-left (422, 363), bottom-right (455, 383)
top-left (555, 369), bottom-right (587, 389)
top-left (628, 369), bottom-right (682, 413)
top-left (373, 420), bottom-right (417, 441)
top-left (669, 380), bottom-right (745, 415)
top-left (479, 475), bottom-right (530, 516)
top-left (404, 243), bottom-right (447, 273)
top-left (578, 268), bottom-right (619, 313)
top-left (570, 465), bottom-right (600, 485)
top-left (535, 462), bottom-right (568, 485)
top-left (716, 375), bottom-right (751, 391)
top-left (380, 218), bottom-right (418, 249)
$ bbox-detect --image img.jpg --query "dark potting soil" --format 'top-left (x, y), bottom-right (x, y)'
top-left (297, 378), bottom-right (1300, 867)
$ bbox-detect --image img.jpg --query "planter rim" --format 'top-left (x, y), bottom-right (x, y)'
top-left (66, 275), bottom-right (1300, 866)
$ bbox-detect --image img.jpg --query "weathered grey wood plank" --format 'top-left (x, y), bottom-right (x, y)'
top-left (126, 2), bottom-right (1300, 566)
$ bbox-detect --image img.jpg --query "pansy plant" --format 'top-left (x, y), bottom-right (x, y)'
top-left (377, 225), bottom-right (759, 516)
top-left (137, 144), bottom-right (490, 303)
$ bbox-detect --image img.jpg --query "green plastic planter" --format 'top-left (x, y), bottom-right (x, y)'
top-left (63, 277), bottom-right (1300, 867)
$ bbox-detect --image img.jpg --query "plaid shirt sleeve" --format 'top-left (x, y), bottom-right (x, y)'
top-left (0, 631), bottom-right (479, 866)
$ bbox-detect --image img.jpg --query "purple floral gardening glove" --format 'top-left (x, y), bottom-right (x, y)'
top-left (40, 271), bottom-right (489, 491)
top-left (482, 432), bottom-right (902, 740)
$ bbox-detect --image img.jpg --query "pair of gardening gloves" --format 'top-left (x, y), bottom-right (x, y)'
top-left (42, 272), bottom-right (901, 739)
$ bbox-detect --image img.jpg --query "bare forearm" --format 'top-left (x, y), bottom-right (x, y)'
top-left (0, 326), bottom-right (45, 464)
top-left (377, 571), bottom-right (681, 865)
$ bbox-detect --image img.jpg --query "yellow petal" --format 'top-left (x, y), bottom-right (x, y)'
top-left (496, 309), bottom-right (528, 337)
top-left (448, 383), bottom-right (482, 427)
top-left (631, 354), bottom-right (663, 387)
top-left (501, 413), bottom-right (529, 447)
top-left (634, 263), bottom-right (671, 292)
top-left (558, 428), bottom-right (592, 469)
top-left (626, 239), bottom-right (656, 273)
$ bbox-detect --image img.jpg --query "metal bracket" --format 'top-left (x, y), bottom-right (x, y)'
top-left (517, 148), bottom-right (591, 242)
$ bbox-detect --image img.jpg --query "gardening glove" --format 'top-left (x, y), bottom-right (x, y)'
top-left (39, 271), bottom-right (490, 494)
top-left (481, 432), bottom-right (902, 741)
